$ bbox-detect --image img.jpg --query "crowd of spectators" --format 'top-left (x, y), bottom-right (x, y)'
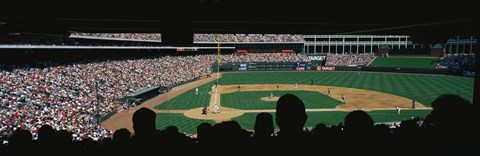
top-left (0, 39), bottom-right (157, 47)
top-left (223, 53), bottom-right (310, 63)
top-left (70, 33), bottom-right (162, 41)
top-left (0, 54), bottom-right (217, 141)
top-left (436, 53), bottom-right (476, 69)
top-left (194, 34), bottom-right (305, 42)
top-left (325, 53), bottom-right (376, 66)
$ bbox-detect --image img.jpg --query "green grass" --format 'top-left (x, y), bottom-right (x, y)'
top-left (221, 90), bottom-right (342, 110)
top-left (156, 113), bottom-right (215, 134)
top-left (218, 72), bottom-right (474, 106)
top-left (154, 82), bottom-right (214, 110)
top-left (233, 110), bottom-right (432, 130)
top-left (370, 57), bottom-right (440, 68)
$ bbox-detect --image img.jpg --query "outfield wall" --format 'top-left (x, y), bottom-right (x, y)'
top-left (213, 62), bottom-right (466, 76)
top-left (334, 66), bottom-right (464, 76)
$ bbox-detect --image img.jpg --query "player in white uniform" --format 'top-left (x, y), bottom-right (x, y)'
top-left (213, 104), bottom-right (220, 114)
top-left (396, 106), bottom-right (401, 115)
top-left (342, 94), bottom-right (346, 103)
top-left (195, 88), bottom-right (199, 95)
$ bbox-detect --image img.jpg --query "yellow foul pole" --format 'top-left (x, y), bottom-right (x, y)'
top-left (217, 34), bottom-right (221, 81)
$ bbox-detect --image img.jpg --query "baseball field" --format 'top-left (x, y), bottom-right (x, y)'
top-left (102, 71), bottom-right (474, 134)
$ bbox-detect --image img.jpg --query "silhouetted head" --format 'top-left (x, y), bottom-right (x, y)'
top-left (212, 121), bottom-right (246, 143)
top-left (276, 94), bottom-right (307, 135)
top-left (311, 123), bottom-right (327, 135)
top-left (113, 128), bottom-right (131, 143)
top-left (132, 107), bottom-right (157, 135)
top-left (164, 126), bottom-right (179, 134)
top-left (254, 112), bottom-right (274, 137)
top-left (55, 130), bottom-right (73, 145)
top-left (197, 122), bottom-right (212, 142)
top-left (431, 94), bottom-right (471, 128)
top-left (344, 110), bottom-right (374, 133)
top-left (37, 125), bottom-right (54, 142)
top-left (9, 129), bottom-right (32, 147)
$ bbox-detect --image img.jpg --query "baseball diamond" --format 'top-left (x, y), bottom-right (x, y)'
top-left (102, 71), bottom-right (473, 133)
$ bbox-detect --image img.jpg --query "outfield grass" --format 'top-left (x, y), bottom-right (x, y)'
top-left (156, 113), bottom-right (215, 134)
top-left (154, 82), bottom-right (214, 110)
top-left (221, 90), bottom-right (342, 110)
top-left (218, 72), bottom-right (474, 106)
top-left (370, 57), bottom-right (440, 68)
top-left (233, 110), bottom-right (432, 130)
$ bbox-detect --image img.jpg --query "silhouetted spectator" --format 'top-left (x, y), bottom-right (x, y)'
top-left (7, 129), bottom-right (32, 151)
top-left (131, 107), bottom-right (160, 146)
top-left (253, 112), bottom-right (274, 144)
top-left (275, 94), bottom-right (310, 144)
top-left (196, 122), bottom-right (213, 144)
top-left (112, 128), bottom-right (131, 148)
top-left (429, 94), bottom-right (475, 149)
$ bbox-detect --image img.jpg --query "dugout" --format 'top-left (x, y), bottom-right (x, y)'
top-left (121, 86), bottom-right (162, 106)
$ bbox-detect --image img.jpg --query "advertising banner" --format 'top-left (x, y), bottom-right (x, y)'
top-left (239, 63), bottom-right (248, 71)
top-left (316, 66), bottom-right (336, 71)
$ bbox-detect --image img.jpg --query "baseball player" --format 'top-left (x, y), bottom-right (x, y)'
top-left (195, 88), bottom-right (199, 95)
top-left (213, 104), bottom-right (220, 114)
top-left (294, 83), bottom-right (298, 89)
top-left (411, 99), bottom-right (416, 109)
top-left (202, 106), bottom-right (208, 115)
top-left (342, 94), bottom-right (346, 103)
top-left (396, 106), bottom-right (401, 115)
top-left (328, 88), bottom-right (331, 96)
top-left (270, 91), bottom-right (273, 99)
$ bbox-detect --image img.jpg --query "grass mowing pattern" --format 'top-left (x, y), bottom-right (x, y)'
top-left (156, 113), bottom-right (215, 134)
top-left (221, 90), bottom-right (342, 110)
top-left (233, 110), bottom-right (432, 130)
top-left (154, 82), bottom-right (214, 110)
top-left (370, 57), bottom-right (440, 68)
top-left (218, 72), bottom-right (473, 106)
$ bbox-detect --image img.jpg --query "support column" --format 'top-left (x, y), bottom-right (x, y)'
top-left (342, 36), bottom-right (345, 54)
top-left (398, 37), bottom-right (401, 49)
top-left (349, 44), bottom-right (352, 54)
top-left (328, 35), bottom-right (331, 54)
top-left (370, 36), bottom-right (373, 53)
top-left (405, 37), bottom-right (408, 48)
top-left (357, 36), bottom-right (359, 54)
top-left (314, 35), bottom-right (317, 54)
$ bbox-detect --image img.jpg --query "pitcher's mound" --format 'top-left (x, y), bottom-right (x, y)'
top-left (260, 96), bottom-right (280, 102)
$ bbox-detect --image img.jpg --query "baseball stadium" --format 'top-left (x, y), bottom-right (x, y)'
top-left (0, 0), bottom-right (479, 153)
